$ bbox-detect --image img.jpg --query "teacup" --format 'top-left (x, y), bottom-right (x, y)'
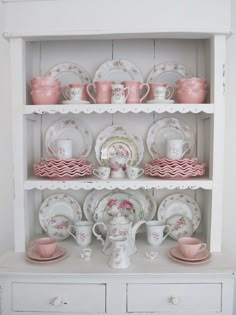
top-left (166, 139), bottom-right (191, 160)
top-left (32, 237), bottom-right (57, 258)
top-left (146, 221), bottom-right (171, 246)
top-left (80, 248), bottom-right (92, 261)
top-left (62, 83), bottom-right (88, 101)
top-left (49, 139), bottom-right (73, 160)
top-left (149, 83), bottom-right (174, 101)
top-left (126, 166), bottom-right (144, 179)
top-left (93, 167), bottom-right (110, 180)
top-left (178, 237), bottom-right (207, 259)
top-left (68, 221), bottom-right (93, 247)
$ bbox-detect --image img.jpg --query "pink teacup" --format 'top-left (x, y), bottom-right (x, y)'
top-left (33, 237), bottom-right (57, 258)
top-left (122, 81), bottom-right (150, 103)
top-left (178, 237), bottom-right (207, 259)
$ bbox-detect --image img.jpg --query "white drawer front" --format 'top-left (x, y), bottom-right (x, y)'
top-left (127, 283), bottom-right (222, 313)
top-left (12, 282), bottom-right (106, 313)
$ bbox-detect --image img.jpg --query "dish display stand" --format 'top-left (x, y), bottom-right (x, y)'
top-left (0, 0), bottom-right (235, 314)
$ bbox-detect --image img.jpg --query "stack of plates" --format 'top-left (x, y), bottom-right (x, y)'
top-left (168, 246), bottom-right (211, 265)
top-left (34, 158), bottom-right (94, 179)
top-left (25, 245), bottom-right (68, 264)
top-left (144, 158), bottom-right (206, 178)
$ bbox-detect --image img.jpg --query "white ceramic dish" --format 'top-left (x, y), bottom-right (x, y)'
top-left (39, 194), bottom-right (82, 239)
top-left (146, 118), bottom-right (195, 158)
top-left (146, 62), bottom-right (192, 86)
top-left (146, 99), bottom-right (175, 104)
top-left (44, 118), bottom-right (93, 158)
top-left (157, 193), bottom-right (201, 232)
top-left (62, 100), bottom-right (90, 104)
top-left (47, 62), bottom-right (91, 85)
top-left (93, 59), bottom-right (143, 83)
top-left (95, 125), bottom-right (144, 167)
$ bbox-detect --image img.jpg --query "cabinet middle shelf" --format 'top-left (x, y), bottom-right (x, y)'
top-left (24, 176), bottom-right (212, 190)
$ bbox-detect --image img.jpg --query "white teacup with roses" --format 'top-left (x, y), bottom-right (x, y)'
top-left (68, 221), bottom-right (93, 247)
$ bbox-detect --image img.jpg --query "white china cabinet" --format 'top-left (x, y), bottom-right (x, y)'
top-left (0, 0), bottom-right (235, 314)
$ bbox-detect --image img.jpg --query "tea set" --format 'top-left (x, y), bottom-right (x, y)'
top-left (30, 60), bottom-right (207, 105)
top-left (93, 156), bottom-right (144, 180)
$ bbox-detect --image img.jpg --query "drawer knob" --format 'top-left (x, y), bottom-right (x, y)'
top-left (169, 296), bottom-right (180, 305)
top-left (50, 296), bottom-right (67, 306)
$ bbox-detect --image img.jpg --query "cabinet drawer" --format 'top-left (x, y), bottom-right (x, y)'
top-left (12, 282), bottom-right (106, 313)
top-left (127, 283), bottom-right (222, 313)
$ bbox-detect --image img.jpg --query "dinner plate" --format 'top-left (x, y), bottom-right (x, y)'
top-left (95, 125), bottom-right (144, 166)
top-left (83, 189), bottom-right (156, 224)
top-left (169, 246), bottom-right (210, 262)
top-left (157, 194), bottom-right (201, 232)
top-left (39, 194), bottom-right (82, 239)
top-left (47, 62), bottom-right (91, 86)
top-left (93, 59), bottom-right (143, 83)
top-left (44, 117), bottom-right (93, 158)
top-left (26, 245), bottom-right (66, 261)
top-left (168, 251), bottom-right (211, 265)
top-left (146, 62), bottom-right (192, 86)
top-left (146, 118), bottom-right (194, 158)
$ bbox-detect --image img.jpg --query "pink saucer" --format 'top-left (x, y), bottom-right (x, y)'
top-left (170, 246), bottom-right (210, 261)
top-left (26, 245), bottom-right (66, 261)
top-left (168, 251), bottom-right (211, 265)
top-left (25, 252), bottom-right (69, 264)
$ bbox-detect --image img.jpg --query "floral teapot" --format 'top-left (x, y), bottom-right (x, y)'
top-left (92, 215), bottom-right (145, 255)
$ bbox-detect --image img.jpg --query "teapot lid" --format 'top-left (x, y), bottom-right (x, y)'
top-left (110, 215), bottom-right (129, 224)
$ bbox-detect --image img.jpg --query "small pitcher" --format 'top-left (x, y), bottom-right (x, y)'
top-left (111, 84), bottom-right (130, 104)
top-left (146, 220), bottom-right (171, 246)
top-left (109, 236), bottom-right (130, 269)
top-left (122, 81), bottom-right (150, 103)
top-left (110, 156), bottom-right (128, 179)
top-left (68, 221), bottom-right (93, 247)
top-left (87, 81), bottom-right (114, 104)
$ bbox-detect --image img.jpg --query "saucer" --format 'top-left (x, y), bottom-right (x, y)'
top-left (25, 251), bottom-right (69, 264)
top-left (168, 251), bottom-right (211, 265)
top-left (169, 246), bottom-right (210, 261)
top-left (62, 100), bottom-right (90, 104)
top-left (146, 99), bottom-right (175, 104)
top-left (26, 245), bottom-right (66, 261)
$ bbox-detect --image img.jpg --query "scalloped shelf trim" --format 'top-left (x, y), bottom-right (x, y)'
top-left (24, 177), bottom-right (213, 190)
top-left (24, 104), bottom-right (214, 114)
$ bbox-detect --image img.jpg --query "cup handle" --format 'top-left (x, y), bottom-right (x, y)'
top-left (140, 83), bottom-right (150, 103)
top-left (162, 225), bottom-right (172, 241)
top-left (166, 86), bottom-right (175, 100)
top-left (124, 87), bottom-right (130, 101)
top-left (93, 169), bottom-right (100, 178)
top-left (68, 225), bottom-right (77, 242)
top-left (86, 83), bottom-right (96, 104)
top-left (62, 86), bottom-right (70, 100)
top-left (137, 169), bottom-right (144, 177)
top-left (181, 141), bottom-right (192, 158)
top-left (198, 243), bottom-right (207, 253)
top-left (92, 222), bottom-right (105, 245)
top-left (48, 145), bottom-right (57, 157)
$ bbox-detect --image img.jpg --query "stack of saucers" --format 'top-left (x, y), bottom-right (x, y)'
top-left (34, 158), bottom-right (94, 179)
top-left (144, 158), bottom-right (206, 178)
top-left (31, 76), bottom-right (61, 105)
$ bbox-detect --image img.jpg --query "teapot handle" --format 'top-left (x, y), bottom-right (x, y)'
top-left (92, 222), bottom-right (106, 245)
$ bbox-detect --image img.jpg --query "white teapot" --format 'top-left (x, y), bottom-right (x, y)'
top-left (92, 215), bottom-right (145, 255)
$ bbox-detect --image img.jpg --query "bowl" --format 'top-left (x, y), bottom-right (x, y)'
top-left (31, 90), bottom-right (60, 105)
top-left (175, 88), bottom-right (207, 103)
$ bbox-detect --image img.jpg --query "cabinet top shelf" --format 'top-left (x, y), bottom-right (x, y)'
top-left (24, 104), bottom-right (214, 115)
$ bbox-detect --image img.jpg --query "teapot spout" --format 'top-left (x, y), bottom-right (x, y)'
top-left (131, 220), bottom-right (145, 241)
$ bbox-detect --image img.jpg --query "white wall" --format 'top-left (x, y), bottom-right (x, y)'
top-left (0, 2), bottom-right (13, 252)
top-left (0, 1), bottom-right (235, 255)
top-left (222, 0), bottom-right (236, 251)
